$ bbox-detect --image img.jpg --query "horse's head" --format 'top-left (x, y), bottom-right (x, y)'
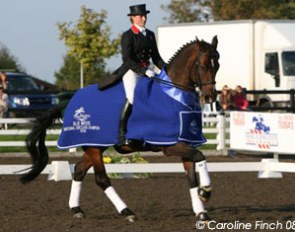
top-left (167, 36), bottom-right (220, 104)
top-left (193, 36), bottom-right (219, 104)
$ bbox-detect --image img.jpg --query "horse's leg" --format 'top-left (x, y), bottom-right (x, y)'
top-left (162, 143), bottom-right (211, 221)
top-left (69, 150), bottom-right (93, 218)
top-left (86, 147), bottom-right (135, 222)
top-left (195, 150), bottom-right (212, 202)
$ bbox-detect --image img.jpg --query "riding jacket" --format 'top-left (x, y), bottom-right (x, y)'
top-left (98, 25), bottom-right (167, 90)
top-left (119, 25), bottom-right (167, 76)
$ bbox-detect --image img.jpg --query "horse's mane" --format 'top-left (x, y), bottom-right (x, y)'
top-left (168, 38), bottom-right (210, 64)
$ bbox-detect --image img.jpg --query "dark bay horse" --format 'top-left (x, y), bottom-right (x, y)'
top-left (21, 36), bottom-right (219, 222)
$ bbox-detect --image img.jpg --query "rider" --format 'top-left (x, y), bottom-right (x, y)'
top-left (117, 4), bottom-right (167, 146)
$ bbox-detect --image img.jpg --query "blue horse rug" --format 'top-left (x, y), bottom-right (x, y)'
top-left (57, 69), bottom-right (206, 149)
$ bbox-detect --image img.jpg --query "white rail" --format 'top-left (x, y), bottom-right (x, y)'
top-left (0, 158), bottom-right (288, 180)
top-left (0, 113), bottom-right (230, 151)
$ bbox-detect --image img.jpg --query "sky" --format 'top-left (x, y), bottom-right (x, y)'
top-left (0, 0), bottom-right (170, 84)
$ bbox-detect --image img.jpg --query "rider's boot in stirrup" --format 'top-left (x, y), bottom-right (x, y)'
top-left (117, 100), bottom-right (133, 146)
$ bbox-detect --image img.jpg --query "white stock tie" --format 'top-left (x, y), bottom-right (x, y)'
top-left (142, 28), bottom-right (146, 36)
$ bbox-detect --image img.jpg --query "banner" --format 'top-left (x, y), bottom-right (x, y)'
top-left (230, 111), bottom-right (295, 153)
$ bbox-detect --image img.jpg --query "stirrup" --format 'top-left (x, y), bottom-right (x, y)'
top-left (198, 186), bottom-right (212, 202)
top-left (117, 138), bottom-right (143, 148)
top-left (117, 136), bottom-right (128, 147)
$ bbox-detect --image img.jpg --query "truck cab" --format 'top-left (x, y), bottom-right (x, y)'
top-left (5, 72), bottom-right (59, 117)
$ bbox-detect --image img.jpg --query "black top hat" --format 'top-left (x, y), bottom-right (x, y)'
top-left (127, 4), bottom-right (150, 16)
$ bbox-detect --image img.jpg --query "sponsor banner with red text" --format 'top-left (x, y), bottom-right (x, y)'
top-left (230, 111), bottom-right (295, 153)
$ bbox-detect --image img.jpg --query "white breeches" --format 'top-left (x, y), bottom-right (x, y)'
top-left (122, 66), bottom-right (161, 104)
top-left (122, 69), bottom-right (140, 104)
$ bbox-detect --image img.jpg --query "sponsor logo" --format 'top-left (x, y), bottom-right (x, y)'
top-left (189, 120), bottom-right (198, 135)
top-left (64, 107), bottom-right (100, 133)
top-left (246, 115), bottom-right (277, 149)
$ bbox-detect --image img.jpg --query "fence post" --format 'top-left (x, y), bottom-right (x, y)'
top-left (216, 112), bottom-right (227, 155)
top-left (290, 89), bottom-right (295, 113)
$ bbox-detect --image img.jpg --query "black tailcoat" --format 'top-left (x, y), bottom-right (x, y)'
top-left (98, 25), bottom-right (167, 90)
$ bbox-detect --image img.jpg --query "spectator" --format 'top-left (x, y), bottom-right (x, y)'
top-left (219, 85), bottom-right (235, 111)
top-left (0, 72), bottom-right (8, 90)
top-left (0, 85), bottom-right (8, 128)
top-left (233, 85), bottom-right (249, 110)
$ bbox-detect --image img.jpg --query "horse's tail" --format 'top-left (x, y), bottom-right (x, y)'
top-left (20, 102), bottom-right (68, 184)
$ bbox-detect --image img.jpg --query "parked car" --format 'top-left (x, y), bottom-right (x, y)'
top-left (5, 72), bottom-right (59, 117)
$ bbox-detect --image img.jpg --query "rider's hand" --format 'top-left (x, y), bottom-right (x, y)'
top-left (145, 69), bottom-right (156, 78)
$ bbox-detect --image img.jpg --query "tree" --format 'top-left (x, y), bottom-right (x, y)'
top-left (0, 44), bottom-right (25, 72)
top-left (162, 0), bottom-right (295, 23)
top-left (161, 0), bottom-right (211, 23)
top-left (55, 54), bottom-right (107, 90)
top-left (210, 0), bottom-right (295, 20)
top-left (56, 6), bottom-right (120, 89)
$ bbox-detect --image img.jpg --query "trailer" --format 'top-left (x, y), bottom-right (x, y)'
top-left (157, 20), bottom-right (295, 107)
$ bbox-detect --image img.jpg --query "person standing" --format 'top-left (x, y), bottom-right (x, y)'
top-left (218, 85), bottom-right (235, 111)
top-left (233, 85), bottom-right (249, 110)
top-left (0, 85), bottom-right (8, 128)
top-left (0, 72), bottom-right (8, 90)
top-left (117, 4), bottom-right (167, 146)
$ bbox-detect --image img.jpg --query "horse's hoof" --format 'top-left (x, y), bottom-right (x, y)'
top-left (121, 208), bottom-right (136, 222)
top-left (71, 206), bottom-right (85, 219)
top-left (196, 211), bottom-right (211, 222)
top-left (198, 186), bottom-right (212, 202)
top-left (125, 215), bottom-right (136, 223)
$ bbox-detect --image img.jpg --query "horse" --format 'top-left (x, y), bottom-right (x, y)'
top-left (20, 36), bottom-right (220, 223)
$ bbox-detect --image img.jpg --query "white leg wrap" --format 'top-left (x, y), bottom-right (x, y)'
top-left (104, 186), bottom-right (127, 213)
top-left (196, 160), bottom-right (211, 187)
top-left (190, 187), bottom-right (205, 215)
top-left (69, 180), bottom-right (82, 208)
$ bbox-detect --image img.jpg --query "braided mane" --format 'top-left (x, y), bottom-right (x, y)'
top-left (168, 38), bottom-right (209, 64)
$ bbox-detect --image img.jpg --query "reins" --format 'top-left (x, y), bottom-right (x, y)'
top-left (149, 76), bottom-right (196, 92)
top-left (149, 75), bottom-right (216, 92)
top-left (153, 40), bottom-right (218, 93)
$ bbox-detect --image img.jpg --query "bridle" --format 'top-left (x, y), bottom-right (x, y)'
top-left (151, 43), bottom-right (219, 92)
top-left (193, 50), bottom-right (219, 91)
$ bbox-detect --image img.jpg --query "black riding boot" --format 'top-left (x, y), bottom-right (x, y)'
top-left (118, 100), bottom-right (133, 146)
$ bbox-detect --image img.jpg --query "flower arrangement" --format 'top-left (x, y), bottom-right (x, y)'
top-left (103, 152), bottom-right (150, 179)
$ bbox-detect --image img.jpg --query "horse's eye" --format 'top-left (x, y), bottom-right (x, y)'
top-left (199, 66), bottom-right (208, 72)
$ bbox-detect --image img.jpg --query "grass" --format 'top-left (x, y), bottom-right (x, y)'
top-left (0, 125), bottom-right (227, 153)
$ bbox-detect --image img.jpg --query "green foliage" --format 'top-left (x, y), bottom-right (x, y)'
top-left (54, 54), bottom-right (106, 90)
top-left (210, 0), bottom-right (295, 20)
top-left (56, 6), bottom-right (121, 89)
top-left (54, 54), bottom-right (80, 90)
top-left (103, 152), bottom-right (150, 179)
top-left (0, 44), bottom-right (25, 72)
top-left (162, 0), bottom-right (295, 23)
top-left (57, 6), bottom-right (120, 68)
top-left (161, 0), bottom-right (210, 23)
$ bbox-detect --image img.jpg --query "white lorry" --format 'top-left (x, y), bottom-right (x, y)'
top-left (157, 20), bottom-right (295, 107)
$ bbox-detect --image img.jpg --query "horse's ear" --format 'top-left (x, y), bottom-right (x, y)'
top-left (196, 36), bottom-right (199, 43)
top-left (211, 35), bottom-right (218, 49)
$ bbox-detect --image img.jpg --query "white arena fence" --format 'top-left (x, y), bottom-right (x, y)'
top-left (0, 113), bottom-right (230, 151)
top-left (1, 113), bottom-right (295, 180)
top-left (1, 158), bottom-right (294, 181)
